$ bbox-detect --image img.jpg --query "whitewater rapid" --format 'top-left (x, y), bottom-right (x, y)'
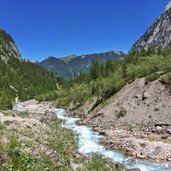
top-left (54, 108), bottom-right (171, 171)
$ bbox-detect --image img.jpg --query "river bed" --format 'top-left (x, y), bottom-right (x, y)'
top-left (54, 108), bottom-right (171, 171)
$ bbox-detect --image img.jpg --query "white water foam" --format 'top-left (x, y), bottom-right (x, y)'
top-left (54, 109), bottom-right (171, 171)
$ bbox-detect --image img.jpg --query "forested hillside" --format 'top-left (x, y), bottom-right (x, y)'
top-left (0, 58), bottom-right (59, 110)
top-left (39, 51), bottom-right (125, 79)
top-left (36, 48), bottom-right (171, 110)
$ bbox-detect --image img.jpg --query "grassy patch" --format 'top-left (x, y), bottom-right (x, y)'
top-left (17, 111), bottom-right (29, 118)
top-left (83, 154), bottom-right (121, 171)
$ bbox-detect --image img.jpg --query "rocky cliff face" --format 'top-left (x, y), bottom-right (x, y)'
top-left (130, 2), bottom-right (171, 52)
top-left (0, 29), bottom-right (21, 63)
top-left (165, 1), bottom-right (171, 12)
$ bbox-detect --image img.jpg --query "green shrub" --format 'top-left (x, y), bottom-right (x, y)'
top-left (116, 108), bottom-right (127, 119)
top-left (145, 72), bottom-right (162, 83)
top-left (17, 111), bottom-right (29, 118)
top-left (160, 72), bottom-right (171, 85)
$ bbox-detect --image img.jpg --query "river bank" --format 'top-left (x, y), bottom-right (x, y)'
top-left (0, 99), bottom-right (123, 171)
top-left (0, 100), bottom-right (80, 170)
top-left (73, 113), bottom-right (171, 162)
top-left (67, 78), bottom-right (171, 163)
top-left (2, 99), bottom-right (171, 170)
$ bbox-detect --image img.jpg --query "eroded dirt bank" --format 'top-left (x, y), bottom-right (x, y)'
top-left (69, 78), bottom-right (171, 162)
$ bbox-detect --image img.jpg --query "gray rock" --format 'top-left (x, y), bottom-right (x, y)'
top-left (142, 91), bottom-right (149, 100)
top-left (126, 169), bottom-right (141, 171)
top-left (99, 130), bottom-right (106, 136)
top-left (161, 134), bottom-right (168, 139)
top-left (0, 29), bottom-right (21, 62)
top-left (115, 162), bottom-right (126, 170)
top-left (165, 1), bottom-right (171, 11)
top-left (167, 129), bottom-right (171, 135)
top-left (130, 4), bottom-right (171, 53)
top-left (156, 126), bottom-right (163, 134)
top-left (70, 162), bottom-right (83, 171)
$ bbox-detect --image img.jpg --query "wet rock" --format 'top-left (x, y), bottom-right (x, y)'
top-left (99, 130), bottom-right (106, 136)
top-left (115, 162), bottom-right (126, 170)
top-left (147, 152), bottom-right (156, 159)
top-left (126, 169), bottom-right (141, 171)
top-left (76, 120), bottom-right (85, 126)
top-left (136, 152), bottom-right (147, 159)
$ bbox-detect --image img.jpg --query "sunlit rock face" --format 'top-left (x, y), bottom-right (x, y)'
top-left (0, 29), bottom-right (21, 63)
top-left (165, 1), bottom-right (171, 11)
top-left (130, 2), bottom-right (171, 53)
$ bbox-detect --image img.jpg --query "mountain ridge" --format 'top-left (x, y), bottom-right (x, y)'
top-left (39, 50), bottom-right (125, 79)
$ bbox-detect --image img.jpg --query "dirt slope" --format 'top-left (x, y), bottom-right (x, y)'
top-left (87, 78), bottom-right (171, 131)
top-left (71, 78), bottom-right (171, 161)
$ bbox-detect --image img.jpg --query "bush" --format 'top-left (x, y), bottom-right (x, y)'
top-left (160, 72), bottom-right (171, 85)
top-left (145, 72), bottom-right (164, 84)
top-left (116, 108), bottom-right (127, 119)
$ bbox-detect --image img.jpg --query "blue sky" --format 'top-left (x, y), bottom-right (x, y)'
top-left (0, 0), bottom-right (169, 61)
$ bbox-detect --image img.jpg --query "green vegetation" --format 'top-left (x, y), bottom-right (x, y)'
top-left (0, 28), bottom-right (15, 44)
top-left (116, 108), bottom-right (127, 119)
top-left (0, 58), bottom-right (62, 110)
top-left (36, 52), bottom-right (171, 109)
top-left (16, 111), bottom-right (29, 118)
top-left (160, 72), bottom-right (171, 85)
top-left (83, 154), bottom-right (120, 171)
top-left (61, 54), bottom-right (77, 63)
top-left (0, 113), bottom-right (119, 171)
top-left (0, 120), bottom-right (76, 170)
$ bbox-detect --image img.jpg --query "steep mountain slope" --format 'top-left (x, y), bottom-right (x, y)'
top-left (69, 51), bottom-right (125, 73)
top-left (60, 54), bottom-right (77, 62)
top-left (0, 29), bottom-right (58, 109)
top-left (0, 29), bottom-right (21, 62)
top-left (130, 1), bottom-right (171, 52)
top-left (39, 51), bottom-right (125, 79)
top-left (40, 57), bottom-right (73, 78)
